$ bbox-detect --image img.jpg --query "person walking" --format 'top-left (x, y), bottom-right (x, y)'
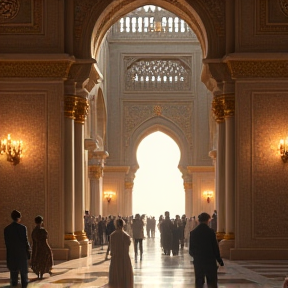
top-left (189, 212), bottom-right (224, 288)
top-left (31, 215), bottom-right (53, 279)
top-left (132, 213), bottom-right (144, 262)
top-left (4, 210), bottom-right (30, 288)
top-left (108, 218), bottom-right (133, 288)
top-left (105, 215), bottom-right (116, 260)
top-left (160, 211), bottom-right (173, 256)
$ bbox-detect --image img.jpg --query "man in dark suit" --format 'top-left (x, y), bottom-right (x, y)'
top-left (4, 210), bottom-right (30, 287)
top-left (189, 212), bottom-right (224, 288)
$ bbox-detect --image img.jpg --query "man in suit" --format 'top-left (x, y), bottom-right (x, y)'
top-left (4, 210), bottom-right (30, 287)
top-left (189, 212), bottom-right (224, 288)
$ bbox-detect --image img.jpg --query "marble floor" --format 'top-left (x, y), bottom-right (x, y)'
top-left (0, 236), bottom-right (287, 288)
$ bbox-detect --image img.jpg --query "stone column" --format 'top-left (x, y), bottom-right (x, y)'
top-left (179, 166), bottom-right (193, 217)
top-left (64, 95), bottom-right (81, 259)
top-left (74, 97), bottom-right (89, 257)
top-left (212, 96), bottom-right (226, 241)
top-left (124, 181), bottom-right (133, 216)
top-left (184, 181), bottom-right (193, 218)
top-left (223, 95), bottom-right (235, 240)
top-left (87, 151), bottom-right (109, 217)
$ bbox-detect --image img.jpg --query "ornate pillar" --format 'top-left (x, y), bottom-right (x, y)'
top-left (179, 166), bottom-right (193, 217)
top-left (87, 150), bottom-right (109, 216)
top-left (223, 95), bottom-right (235, 240)
top-left (212, 96), bottom-right (226, 241)
top-left (64, 95), bottom-right (80, 259)
top-left (124, 181), bottom-right (134, 216)
top-left (74, 97), bottom-right (89, 256)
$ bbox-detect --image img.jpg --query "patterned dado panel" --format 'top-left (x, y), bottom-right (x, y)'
top-left (123, 101), bottom-right (193, 160)
top-left (0, 0), bottom-right (63, 53)
top-left (236, 0), bottom-right (288, 52)
top-left (236, 82), bottom-right (288, 249)
top-left (0, 82), bottom-right (64, 249)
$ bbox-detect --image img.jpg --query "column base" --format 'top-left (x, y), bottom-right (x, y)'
top-left (216, 232), bottom-right (225, 241)
top-left (79, 239), bottom-right (91, 257)
top-left (64, 239), bottom-right (81, 260)
top-left (219, 239), bottom-right (235, 259)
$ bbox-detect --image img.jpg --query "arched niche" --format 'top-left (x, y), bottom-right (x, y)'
top-left (127, 117), bottom-right (191, 173)
top-left (74, 0), bottom-right (225, 59)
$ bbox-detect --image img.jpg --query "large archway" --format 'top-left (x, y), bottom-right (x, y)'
top-left (132, 131), bottom-right (185, 218)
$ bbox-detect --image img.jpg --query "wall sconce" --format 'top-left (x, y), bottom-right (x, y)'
top-left (279, 138), bottom-right (288, 163)
top-left (104, 191), bottom-right (116, 203)
top-left (0, 134), bottom-right (23, 165)
top-left (203, 190), bottom-right (213, 203)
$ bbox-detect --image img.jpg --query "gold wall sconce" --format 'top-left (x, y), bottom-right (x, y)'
top-left (279, 138), bottom-right (288, 163)
top-left (0, 134), bottom-right (23, 165)
top-left (104, 191), bottom-right (116, 203)
top-left (203, 190), bottom-right (213, 203)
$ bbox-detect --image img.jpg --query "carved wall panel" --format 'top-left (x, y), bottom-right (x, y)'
top-left (0, 82), bottom-right (64, 249)
top-left (0, 0), bottom-right (64, 53)
top-left (123, 101), bottom-right (193, 150)
top-left (236, 82), bottom-right (288, 249)
top-left (124, 57), bottom-right (191, 91)
top-left (236, 0), bottom-right (288, 52)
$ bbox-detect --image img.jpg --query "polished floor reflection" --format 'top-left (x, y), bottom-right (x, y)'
top-left (0, 236), bottom-right (287, 287)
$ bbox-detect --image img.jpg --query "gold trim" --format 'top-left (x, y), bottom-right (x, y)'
top-left (104, 166), bottom-right (130, 173)
top-left (125, 181), bottom-right (134, 189)
top-left (74, 97), bottom-right (89, 124)
top-left (74, 230), bottom-right (88, 241)
top-left (212, 96), bottom-right (225, 123)
top-left (184, 182), bottom-right (192, 190)
top-left (88, 165), bottom-right (103, 179)
top-left (64, 233), bottom-right (77, 241)
top-left (224, 232), bottom-right (235, 240)
top-left (227, 60), bottom-right (288, 79)
top-left (216, 232), bottom-right (225, 241)
top-left (221, 94), bottom-right (235, 118)
top-left (187, 166), bottom-right (214, 173)
top-left (64, 95), bottom-right (78, 119)
top-left (0, 60), bottom-right (73, 78)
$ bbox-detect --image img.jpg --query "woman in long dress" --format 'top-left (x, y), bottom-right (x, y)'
top-left (108, 218), bottom-right (133, 288)
top-left (31, 215), bottom-right (53, 279)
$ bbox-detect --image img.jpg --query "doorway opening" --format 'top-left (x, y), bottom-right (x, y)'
top-left (132, 131), bottom-right (185, 219)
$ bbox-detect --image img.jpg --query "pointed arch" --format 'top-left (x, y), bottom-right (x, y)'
top-left (74, 0), bottom-right (226, 59)
top-left (95, 88), bottom-right (107, 149)
top-left (127, 116), bottom-right (191, 171)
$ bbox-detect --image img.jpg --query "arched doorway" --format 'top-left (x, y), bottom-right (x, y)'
top-left (132, 131), bottom-right (185, 218)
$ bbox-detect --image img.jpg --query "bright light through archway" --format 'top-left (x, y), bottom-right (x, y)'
top-left (133, 131), bottom-right (185, 219)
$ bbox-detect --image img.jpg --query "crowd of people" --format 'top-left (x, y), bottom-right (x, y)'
top-left (3, 208), bottom-right (219, 288)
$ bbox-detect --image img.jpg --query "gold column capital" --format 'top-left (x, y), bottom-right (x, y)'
top-left (184, 181), bottom-right (192, 190)
top-left (88, 165), bottom-right (103, 179)
top-left (125, 181), bottom-right (134, 189)
top-left (64, 95), bottom-right (78, 119)
top-left (75, 97), bottom-right (89, 124)
top-left (221, 94), bottom-right (235, 118)
top-left (212, 96), bottom-right (225, 123)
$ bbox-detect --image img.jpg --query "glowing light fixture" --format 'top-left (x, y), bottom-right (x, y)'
top-left (0, 134), bottom-right (23, 165)
top-left (203, 190), bottom-right (213, 203)
top-left (104, 191), bottom-right (116, 203)
top-left (279, 138), bottom-right (288, 163)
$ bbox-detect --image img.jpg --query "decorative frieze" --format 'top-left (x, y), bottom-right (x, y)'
top-left (124, 102), bottom-right (193, 148)
top-left (0, 60), bottom-right (73, 78)
top-left (227, 60), bottom-right (288, 78)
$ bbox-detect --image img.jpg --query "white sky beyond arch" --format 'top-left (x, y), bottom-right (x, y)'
top-left (132, 131), bottom-right (185, 219)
